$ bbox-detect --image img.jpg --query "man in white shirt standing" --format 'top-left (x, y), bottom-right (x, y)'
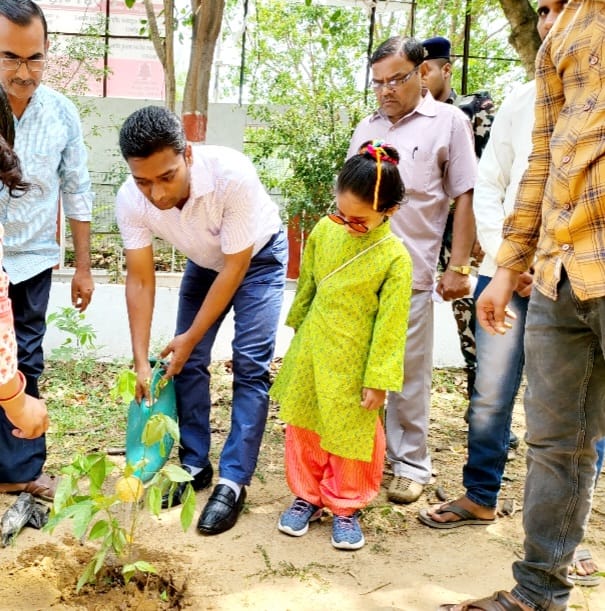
top-left (116, 105), bottom-right (287, 536)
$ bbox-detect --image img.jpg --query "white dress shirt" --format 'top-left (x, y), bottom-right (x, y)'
top-left (474, 80), bottom-right (536, 277)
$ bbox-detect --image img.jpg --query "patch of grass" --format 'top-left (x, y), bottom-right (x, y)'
top-left (42, 359), bottom-right (129, 472)
top-left (361, 503), bottom-right (408, 536)
top-left (250, 545), bottom-right (336, 586)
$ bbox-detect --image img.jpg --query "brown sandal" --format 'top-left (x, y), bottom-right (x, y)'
top-left (0, 473), bottom-right (59, 502)
top-left (439, 590), bottom-right (526, 611)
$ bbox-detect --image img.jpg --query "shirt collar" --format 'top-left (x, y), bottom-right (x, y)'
top-left (188, 146), bottom-right (214, 202)
top-left (370, 89), bottom-right (439, 125)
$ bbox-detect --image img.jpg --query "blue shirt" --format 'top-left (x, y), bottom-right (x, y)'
top-left (0, 84), bottom-right (93, 284)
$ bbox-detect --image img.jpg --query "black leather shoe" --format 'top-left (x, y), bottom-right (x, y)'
top-left (197, 484), bottom-right (247, 535)
top-left (509, 431), bottom-right (520, 450)
top-left (161, 464), bottom-right (213, 509)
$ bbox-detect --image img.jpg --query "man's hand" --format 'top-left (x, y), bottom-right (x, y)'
top-left (160, 333), bottom-right (196, 378)
top-left (471, 240), bottom-right (485, 265)
top-left (515, 270), bottom-right (534, 298)
top-left (436, 269), bottom-right (471, 301)
top-left (476, 267), bottom-right (520, 335)
top-left (135, 361), bottom-right (153, 403)
top-left (361, 387), bottom-right (386, 410)
top-left (71, 268), bottom-right (94, 312)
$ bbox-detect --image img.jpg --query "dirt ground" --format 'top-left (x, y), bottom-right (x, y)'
top-left (0, 368), bottom-right (604, 611)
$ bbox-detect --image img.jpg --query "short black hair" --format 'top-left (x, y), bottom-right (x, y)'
top-left (370, 36), bottom-right (425, 67)
top-left (0, 0), bottom-right (48, 40)
top-left (119, 105), bottom-right (187, 160)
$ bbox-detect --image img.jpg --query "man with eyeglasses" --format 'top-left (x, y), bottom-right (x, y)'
top-left (0, 0), bottom-right (93, 502)
top-left (348, 36), bottom-right (477, 505)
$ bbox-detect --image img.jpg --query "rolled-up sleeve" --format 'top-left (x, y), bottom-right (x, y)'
top-left (59, 101), bottom-right (93, 222)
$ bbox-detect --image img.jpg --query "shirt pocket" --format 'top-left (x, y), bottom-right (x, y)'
top-left (397, 143), bottom-right (435, 195)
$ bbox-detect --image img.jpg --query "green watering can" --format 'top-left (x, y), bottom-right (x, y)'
top-left (125, 363), bottom-right (178, 483)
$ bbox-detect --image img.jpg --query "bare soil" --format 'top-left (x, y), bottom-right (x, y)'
top-left (0, 365), bottom-right (603, 611)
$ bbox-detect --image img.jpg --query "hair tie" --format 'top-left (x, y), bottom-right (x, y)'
top-left (357, 140), bottom-right (398, 210)
top-left (358, 140), bottom-right (398, 166)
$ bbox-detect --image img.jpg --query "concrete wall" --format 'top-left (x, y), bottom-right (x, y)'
top-left (82, 99), bottom-right (249, 179)
top-left (43, 275), bottom-right (465, 367)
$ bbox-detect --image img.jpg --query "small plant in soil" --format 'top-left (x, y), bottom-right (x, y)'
top-left (44, 365), bottom-right (195, 593)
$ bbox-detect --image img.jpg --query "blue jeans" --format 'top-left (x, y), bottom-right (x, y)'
top-left (0, 268), bottom-right (52, 483)
top-left (512, 273), bottom-right (605, 611)
top-left (463, 275), bottom-right (529, 508)
top-left (174, 229), bottom-right (287, 485)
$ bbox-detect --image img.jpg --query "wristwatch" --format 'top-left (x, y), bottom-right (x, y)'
top-left (448, 265), bottom-right (472, 275)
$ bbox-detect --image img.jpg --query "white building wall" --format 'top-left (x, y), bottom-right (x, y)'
top-left (44, 276), bottom-right (464, 367)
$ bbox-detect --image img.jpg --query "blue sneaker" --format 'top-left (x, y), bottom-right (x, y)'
top-left (278, 497), bottom-right (322, 537)
top-left (331, 512), bottom-right (365, 550)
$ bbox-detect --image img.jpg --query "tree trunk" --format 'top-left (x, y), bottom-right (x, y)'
top-left (497, 0), bottom-right (541, 78)
top-left (182, 0), bottom-right (225, 142)
top-left (142, 0), bottom-right (176, 110)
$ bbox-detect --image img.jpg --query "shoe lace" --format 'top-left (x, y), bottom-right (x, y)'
top-left (392, 476), bottom-right (413, 491)
top-left (335, 514), bottom-right (358, 531)
top-left (291, 498), bottom-right (313, 515)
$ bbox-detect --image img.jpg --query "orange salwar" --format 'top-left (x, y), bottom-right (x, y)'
top-left (285, 420), bottom-right (385, 516)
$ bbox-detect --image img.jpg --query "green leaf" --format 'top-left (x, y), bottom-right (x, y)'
top-left (111, 369), bottom-right (137, 403)
top-left (111, 526), bottom-right (128, 555)
top-left (93, 547), bottom-right (108, 574)
top-left (76, 559), bottom-right (96, 592)
top-left (88, 455), bottom-right (113, 494)
top-left (123, 561), bottom-right (157, 584)
top-left (51, 475), bottom-right (77, 514)
top-left (88, 519), bottom-right (110, 541)
top-left (133, 560), bottom-right (158, 575)
top-left (141, 413), bottom-right (179, 448)
top-left (161, 463), bottom-right (194, 483)
top-left (72, 503), bottom-right (95, 540)
top-left (124, 0), bottom-right (136, 8)
top-left (180, 485), bottom-right (195, 531)
top-left (147, 485), bottom-right (162, 517)
top-left (122, 563), bottom-right (136, 584)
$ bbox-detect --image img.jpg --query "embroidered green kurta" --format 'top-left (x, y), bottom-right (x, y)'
top-left (270, 217), bottom-right (413, 462)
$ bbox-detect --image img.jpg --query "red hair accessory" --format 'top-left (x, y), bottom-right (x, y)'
top-left (357, 140), bottom-right (398, 210)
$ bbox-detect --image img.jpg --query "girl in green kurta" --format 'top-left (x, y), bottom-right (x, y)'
top-left (271, 141), bottom-right (413, 550)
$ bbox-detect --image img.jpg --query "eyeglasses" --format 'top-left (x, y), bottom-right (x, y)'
top-left (0, 57), bottom-right (46, 73)
top-left (328, 213), bottom-right (369, 234)
top-left (370, 67), bottom-right (418, 92)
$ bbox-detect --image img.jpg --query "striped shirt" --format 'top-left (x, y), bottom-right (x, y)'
top-left (116, 145), bottom-right (282, 271)
top-left (0, 85), bottom-right (93, 285)
top-left (497, 0), bottom-right (605, 301)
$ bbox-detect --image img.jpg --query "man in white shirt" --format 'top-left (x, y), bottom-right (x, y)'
top-left (116, 105), bottom-right (287, 536)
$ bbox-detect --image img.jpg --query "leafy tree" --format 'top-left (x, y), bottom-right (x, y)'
top-left (45, 16), bottom-right (109, 129)
top-left (240, 1), bottom-right (372, 229)
top-left (497, 0), bottom-right (541, 76)
top-left (128, 0), bottom-right (225, 141)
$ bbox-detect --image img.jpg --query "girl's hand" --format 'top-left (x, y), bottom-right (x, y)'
top-left (361, 388), bottom-right (386, 410)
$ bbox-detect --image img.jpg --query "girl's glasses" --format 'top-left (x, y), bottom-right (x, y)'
top-left (327, 213), bottom-right (369, 234)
